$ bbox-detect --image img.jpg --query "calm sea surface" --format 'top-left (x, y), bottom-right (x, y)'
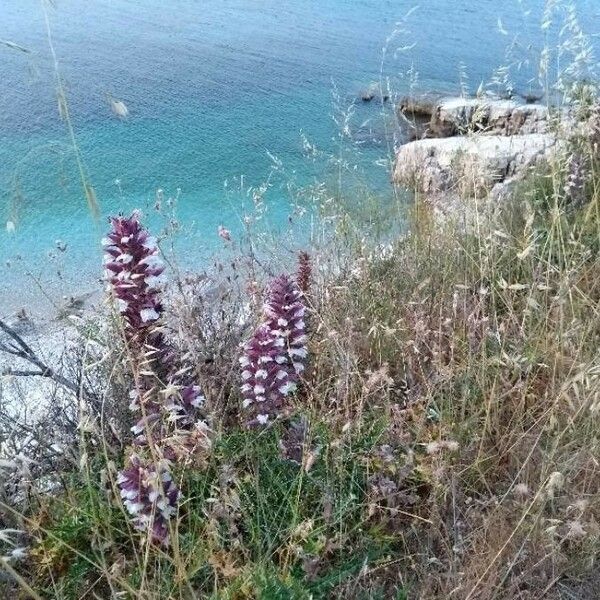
top-left (0, 0), bottom-right (598, 314)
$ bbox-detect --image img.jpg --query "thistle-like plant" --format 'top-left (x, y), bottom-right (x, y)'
top-left (240, 274), bottom-right (308, 426)
top-left (264, 275), bottom-right (308, 381)
top-left (104, 213), bottom-right (208, 438)
top-left (240, 323), bottom-right (296, 426)
top-left (103, 212), bottom-right (173, 377)
top-left (564, 152), bottom-right (587, 208)
top-left (104, 212), bottom-right (209, 544)
top-left (117, 453), bottom-right (180, 546)
top-left (296, 251), bottom-right (312, 296)
top-left (104, 213), bottom-right (171, 432)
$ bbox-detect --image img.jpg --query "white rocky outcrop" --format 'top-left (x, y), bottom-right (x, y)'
top-left (393, 96), bottom-right (568, 205)
top-left (399, 95), bottom-right (555, 137)
top-left (393, 133), bottom-right (557, 196)
top-left (399, 93), bottom-right (443, 117)
top-left (429, 98), bottom-right (551, 137)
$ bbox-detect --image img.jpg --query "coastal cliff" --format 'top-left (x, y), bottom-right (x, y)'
top-left (393, 96), bottom-right (582, 206)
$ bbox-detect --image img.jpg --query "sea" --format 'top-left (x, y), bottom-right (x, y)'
top-left (0, 0), bottom-right (598, 315)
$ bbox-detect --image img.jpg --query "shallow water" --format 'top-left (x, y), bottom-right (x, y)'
top-left (0, 0), bottom-right (598, 314)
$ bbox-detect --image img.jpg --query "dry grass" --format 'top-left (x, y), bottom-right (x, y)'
top-left (1, 3), bottom-right (599, 596)
top-left (1, 136), bottom-right (599, 598)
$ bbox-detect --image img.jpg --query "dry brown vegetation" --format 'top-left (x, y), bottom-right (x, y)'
top-left (2, 2), bottom-right (600, 593)
top-left (1, 134), bottom-right (599, 598)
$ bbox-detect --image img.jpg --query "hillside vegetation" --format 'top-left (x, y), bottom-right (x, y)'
top-left (1, 128), bottom-right (599, 598)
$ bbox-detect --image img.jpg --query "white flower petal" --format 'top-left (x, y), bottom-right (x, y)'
top-left (140, 308), bottom-right (160, 322)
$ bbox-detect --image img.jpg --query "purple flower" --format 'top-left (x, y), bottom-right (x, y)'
top-left (103, 212), bottom-right (172, 372)
top-left (240, 275), bottom-right (308, 426)
top-left (104, 213), bottom-right (207, 437)
top-left (296, 251), bottom-right (311, 296)
top-left (104, 213), bottom-right (177, 441)
top-left (117, 453), bottom-right (180, 546)
top-left (104, 212), bottom-right (210, 543)
top-left (263, 275), bottom-right (308, 382)
top-left (240, 324), bottom-right (296, 426)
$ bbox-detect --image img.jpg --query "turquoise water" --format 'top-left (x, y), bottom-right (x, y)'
top-left (0, 0), bottom-right (598, 314)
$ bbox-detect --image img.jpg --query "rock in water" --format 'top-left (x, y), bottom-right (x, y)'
top-left (361, 90), bottom-right (375, 102)
top-left (359, 83), bottom-right (389, 103)
top-left (111, 99), bottom-right (129, 119)
top-left (519, 91), bottom-right (545, 104)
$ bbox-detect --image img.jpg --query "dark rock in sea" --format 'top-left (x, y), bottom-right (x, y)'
top-left (361, 91), bottom-right (375, 102)
top-left (359, 83), bottom-right (390, 103)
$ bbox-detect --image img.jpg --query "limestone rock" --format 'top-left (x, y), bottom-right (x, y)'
top-left (399, 93), bottom-right (443, 118)
top-left (429, 98), bottom-right (550, 137)
top-left (393, 133), bottom-right (557, 196)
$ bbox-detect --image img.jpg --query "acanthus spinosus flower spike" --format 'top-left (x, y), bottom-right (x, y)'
top-left (103, 211), bottom-right (172, 376)
top-left (117, 453), bottom-right (180, 546)
top-left (240, 275), bottom-right (308, 426)
top-left (264, 275), bottom-right (308, 381)
top-left (296, 251), bottom-right (311, 296)
top-left (104, 213), bottom-right (207, 436)
top-left (104, 212), bottom-right (171, 431)
top-left (564, 152), bottom-right (586, 209)
top-left (240, 324), bottom-right (296, 426)
top-left (104, 211), bottom-right (210, 544)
